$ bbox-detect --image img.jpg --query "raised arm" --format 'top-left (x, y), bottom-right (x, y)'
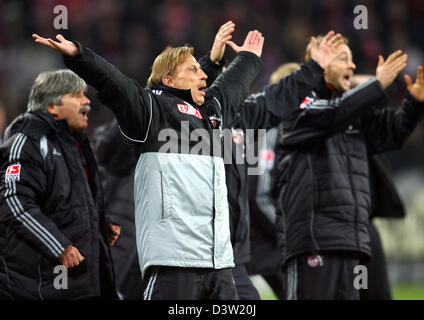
top-left (280, 50), bottom-right (407, 146)
top-left (364, 66), bottom-right (424, 154)
top-left (234, 31), bottom-right (344, 130)
top-left (264, 31), bottom-right (344, 122)
top-left (32, 34), bottom-right (153, 142)
top-left (198, 21), bottom-right (235, 87)
top-left (205, 30), bottom-right (264, 128)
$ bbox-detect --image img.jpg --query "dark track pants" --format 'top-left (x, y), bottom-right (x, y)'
top-left (284, 253), bottom-right (360, 300)
top-left (232, 264), bottom-right (260, 300)
top-left (360, 222), bottom-right (392, 300)
top-left (143, 266), bottom-right (238, 300)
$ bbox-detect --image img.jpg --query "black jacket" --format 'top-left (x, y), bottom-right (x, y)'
top-left (245, 127), bottom-right (282, 275)
top-left (64, 42), bottom-right (263, 276)
top-left (273, 77), bottom-right (423, 266)
top-left (199, 56), bottom-right (326, 265)
top-left (369, 155), bottom-right (405, 219)
top-left (63, 42), bottom-right (262, 157)
top-left (92, 120), bottom-right (144, 299)
top-left (0, 111), bottom-right (116, 299)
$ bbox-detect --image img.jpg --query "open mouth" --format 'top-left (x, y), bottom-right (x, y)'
top-left (79, 106), bottom-right (90, 119)
top-left (198, 85), bottom-right (207, 96)
top-left (343, 75), bottom-right (351, 86)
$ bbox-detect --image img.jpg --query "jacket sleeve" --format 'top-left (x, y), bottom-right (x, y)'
top-left (363, 92), bottom-right (424, 154)
top-left (264, 59), bottom-right (325, 127)
top-left (237, 59), bottom-right (325, 131)
top-left (198, 52), bottom-right (226, 87)
top-left (281, 77), bottom-right (386, 146)
top-left (0, 134), bottom-right (71, 262)
top-left (63, 42), bottom-right (156, 143)
top-left (205, 51), bottom-right (262, 128)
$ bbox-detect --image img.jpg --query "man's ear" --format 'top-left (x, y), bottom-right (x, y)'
top-left (46, 105), bottom-right (59, 118)
top-left (162, 75), bottom-right (175, 88)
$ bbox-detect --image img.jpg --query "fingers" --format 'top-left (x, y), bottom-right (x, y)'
top-left (328, 33), bottom-right (343, 47)
top-left (404, 74), bottom-right (413, 89)
top-left (385, 50), bottom-right (403, 65)
top-left (108, 225), bottom-right (121, 246)
top-left (47, 38), bottom-right (62, 50)
top-left (321, 30), bottom-right (335, 46)
top-left (310, 36), bottom-right (317, 49)
top-left (56, 34), bottom-right (66, 42)
top-left (392, 56), bottom-right (407, 74)
top-left (109, 234), bottom-right (119, 246)
top-left (390, 53), bottom-right (408, 73)
top-left (378, 55), bottom-right (384, 68)
top-left (245, 30), bottom-right (263, 46)
top-left (417, 66), bottom-right (423, 83)
top-left (257, 33), bottom-right (265, 49)
top-left (217, 21), bottom-right (235, 38)
top-left (225, 40), bottom-right (240, 53)
top-left (60, 246), bottom-right (85, 269)
top-left (32, 34), bottom-right (56, 49)
top-left (63, 253), bottom-right (84, 269)
top-left (332, 35), bottom-right (344, 49)
top-left (219, 20), bottom-right (234, 32)
top-left (243, 30), bottom-right (254, 46)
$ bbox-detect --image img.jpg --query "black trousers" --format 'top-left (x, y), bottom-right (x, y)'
top-left (360, 222), bottom-right (392, 300)
top-left (284, 253), bottom-right (360, 300)
top-left (232, 264), bottom-right (260, 300)
top-left (143, 266), bottom-right (238, 300)
top-left (262, 273), bottom-right (285, 300)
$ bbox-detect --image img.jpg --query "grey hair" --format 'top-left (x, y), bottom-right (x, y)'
top-left (27, 69), bottom-right (87, 112)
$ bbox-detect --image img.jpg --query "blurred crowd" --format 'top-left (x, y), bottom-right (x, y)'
top-left (0, 0), bottom-right (423, 172)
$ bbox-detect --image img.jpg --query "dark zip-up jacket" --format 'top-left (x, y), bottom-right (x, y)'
top-left (273, 77), bottom-right (423, 266)
top-left (92, 120), bottom-right (144, 299)
top-left (0, 111), bottom-right (116, 299)
top-left (199, 56), bottom-right (326, 265)
top-left (63, 42), bottom-right (262, 278)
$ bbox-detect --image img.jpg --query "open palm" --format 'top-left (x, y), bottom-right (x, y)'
top-left (32, 34), bottom-right (78, 56)
top-left (405, 66), bottom-right (424, 102)
top-left (226, 30), bottom-right (264, 58)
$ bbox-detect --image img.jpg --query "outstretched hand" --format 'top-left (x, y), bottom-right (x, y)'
top-left (226, 30), bottom-right (264, 58)
top-left (32, 34), bottom-right (78, 56)
top-left (376, 50), bottom-right (408, 89)
top-left (310, 30), bottom-right (344, 70)
top-left (210, 21), bottom-right (235, 64)
top-left (405, 66), bottom-right (424, 102)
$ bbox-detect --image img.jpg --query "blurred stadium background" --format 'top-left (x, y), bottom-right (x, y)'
top-left (0, 0), bottom-right (423, 299)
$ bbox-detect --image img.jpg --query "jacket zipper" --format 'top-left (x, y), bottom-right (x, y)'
top-left (345, 141), bottom-right (361, 251)
top-left (308, 154), bottom-right (320, 251)
top-left (198, 106), bottom-right (218, 268)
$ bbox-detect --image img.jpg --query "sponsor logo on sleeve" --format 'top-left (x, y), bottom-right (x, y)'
top-left (5, 164), bottom-right (21, 183)
top-left (299, 97), bottom-right (314, 109)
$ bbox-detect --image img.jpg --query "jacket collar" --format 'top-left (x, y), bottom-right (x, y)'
top-left (5, 110), bottom-right (85, 142)
top-left (149, 84), bottom-right (198, 106)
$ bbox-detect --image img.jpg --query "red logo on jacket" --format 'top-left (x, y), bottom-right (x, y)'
top-left (177, 104), bottom-right (203, 119)
top-left (299, 97), bottom-right (313, 109)
top-left (5, 164), bottom-right (21, 183)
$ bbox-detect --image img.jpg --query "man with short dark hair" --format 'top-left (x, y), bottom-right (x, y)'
top-left (0, 70), bottom-right (119, 300)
